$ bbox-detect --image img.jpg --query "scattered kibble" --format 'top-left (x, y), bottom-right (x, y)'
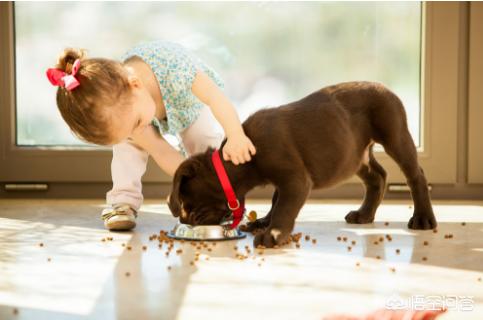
top-left (423, 241), bottom-right (429, 246)
top-left (122, 243), bottom-right (126, 247)
top-left (125, 272), bottom-right (130, 277)
top-left (142, 245), bottom-right (147, 251)
top-left (205, 257), bottom-right (210, 261)
top-left (376, 255), bottom-right (381, 260)
top-left (305, 235), bottom-right (311, 241)
top-left (396, 249), bottom-right (400, 255)
top-left (433, 229), bottom-right (438, 233)
top-left (478, 277), bottom-right (481, 282)
top-left (379, 237), bottom-right (384, 242)
top-left (176, 249), bottom-right (183, 255)
top-left (422, 257), bottom-right (428, 261)
top-left (234, 246), bottom-right (238, 250)
top-left (347, 246), bottom-right (352, 252)
top-left (390, 267), bottom-right (396, 273)
top-left (356, 262), bottom-right (360, 267)
top-left (342, 237), bottom-right (347, 242)
top-left (373, 241), bottom-right (379, 245)
top-left (384, 222), bottom-right (389, 226)
top-left (39, 243), bottom-right (44, 247)
top-left (258, 263), bottom-right (262, 267)
top-left (296, 243), bottom-right (301, 249)
top-left (47, 257), bottom-right (52, 262)
top-left (351, 240), bottom-right (356, 245)
top-left (127, 246), bottom-right (132, 251)
top-left (461, 222), bottom-right (466, 226)
top-left (312, 239), bottom-right (317, 244)
top-left (13, 308), bottom-right (18, 315)
top-left (101, 238), bottom-right (106, 242)
top-left (337, 236), bottom-right (342, 241)
top-left (190, 261), bottom-right (195, 266)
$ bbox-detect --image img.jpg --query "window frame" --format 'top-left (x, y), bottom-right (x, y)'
top-left (0, 2), bottom-right (474, 199)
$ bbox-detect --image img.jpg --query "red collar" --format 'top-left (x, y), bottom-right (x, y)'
top-left (211, 149), bottom-right (245, 229)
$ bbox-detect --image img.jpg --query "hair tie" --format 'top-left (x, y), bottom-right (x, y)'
top-left (46, 59), bottom-right (81, 91)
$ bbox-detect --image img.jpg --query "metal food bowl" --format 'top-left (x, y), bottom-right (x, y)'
top-left (168, 222), bottom-right (246, 241)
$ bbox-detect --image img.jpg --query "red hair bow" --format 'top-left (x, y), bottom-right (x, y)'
top-left (46, 59), bottom-right (81, 91)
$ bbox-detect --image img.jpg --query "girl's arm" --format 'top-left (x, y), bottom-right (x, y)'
top-left (191, 70), bottom-right (256, 165)
top-left (130, 125), bottom-right (185, 177)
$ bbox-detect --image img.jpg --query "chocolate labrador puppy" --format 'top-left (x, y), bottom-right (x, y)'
top-left (168, 81), bottom-right (437, 248)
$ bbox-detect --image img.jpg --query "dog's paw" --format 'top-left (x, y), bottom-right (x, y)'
top-left (253, 228), bottom-right (289, 248)
top-left (240, 217), bottom-right (270, 233)
top-left (345, 210), bottom-right (375, 224)
top-left (408, 213), bottom-right (437, 230)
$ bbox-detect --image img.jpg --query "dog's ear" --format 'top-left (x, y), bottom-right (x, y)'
top-left (167, 159), bottom-right (202, 218)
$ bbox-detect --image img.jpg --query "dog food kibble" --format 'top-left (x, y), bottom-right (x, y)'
top-left (337, 236), bottom-right (342, 241)
top-left (312, 239), bottom-right (317, 244)
top-left (433, 229), bottom-right (438, 233)
top-left (125, 272), bottom-right (130, 277)
top-left (247, 210), bottom-right (257, 222)
top-left (342, 237), bottom-right (347, 242)
top-left (122, 243), bottom-right (126, 247)
top-left (127, 246), bottom-right (132, 251)
top-left (373, 241), bottom-right (379, 245)
top-left (158, 244), bottom-right (163, 249)
top-left (390, 267), bottom-right (396, 273)
top-left (351, 240), bottom-right (356, 245)
top-left (47, 257), bottom-right (51, 262)
top-left (478, 277), bottom-right (481, 282)
top-left (422, 257), bottom-right (428, 261)
top-left (208, 248), bottom-right (213, 252)
top-left (167, 266), bottom-right (171, 271)
top-left (305, 235), bottom-right (310, 241)
top-left (13, 308), bottom-right (18, 315)
top-left (296, 243), bottom-right (301, 249)
top-left (176, 249), bottom-right (183, 255)
top-left (165, 252), bottom-right (169, 257)
top-left (347, 246), bottom-right (352, 252)
top-left (461, 222), bottom-right (466, 226)
top-left (423, 241), bottom-right (429, 246)
top-left (379, 237), bottom-right (384, 242)
top-left (190, 261), bottom-right (194, 266)
top-left (234, 246), bottom-right (238, 251)
top-left (39, 243), bottom-right (44, 247)
top-left (101, 238), bottom-right (106, 242)
top-left (396, 249), bottom-right (400, 255)
top-left (142, 245), bottom-right (147, 251)
top-left (356, 262), bottom-right (360, 267)
top-left (376, 255), bottom-right (381, 260)
top-left (384, 222), bottom-right (389, 226)
top-left (205, 257), bottom-right (210, 261)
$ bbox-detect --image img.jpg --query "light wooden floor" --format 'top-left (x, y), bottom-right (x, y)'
top-left (0, 199), bottom-right (482, 320)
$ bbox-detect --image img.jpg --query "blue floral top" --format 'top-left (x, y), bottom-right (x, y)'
top-left (121, 40), bottom-right (224, 155)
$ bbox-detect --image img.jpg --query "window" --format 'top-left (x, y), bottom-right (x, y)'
top-left (1, 2), bottom-right (461, 193)
top-left (14, 2), bottom-right (422, 147)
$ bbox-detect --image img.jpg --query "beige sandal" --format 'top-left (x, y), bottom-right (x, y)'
top-left (101, 204), bottom-right (137, 231)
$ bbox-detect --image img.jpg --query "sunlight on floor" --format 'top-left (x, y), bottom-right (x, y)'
top-left (0, 218), bottom-right (132, 315)
top-left (0, 200), bottom-right (482, 319)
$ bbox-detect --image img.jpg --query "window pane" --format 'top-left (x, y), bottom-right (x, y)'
top-left (15, 2), bottom-right (421, 147)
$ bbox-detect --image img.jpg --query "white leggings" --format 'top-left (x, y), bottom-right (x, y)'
top-left (105, 105), bottom-right (224, 212)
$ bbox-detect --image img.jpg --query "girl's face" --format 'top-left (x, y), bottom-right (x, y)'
top-left (109, 76), bottom-right (156, 145)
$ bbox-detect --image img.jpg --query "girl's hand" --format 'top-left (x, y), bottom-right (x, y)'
top-left (223, 132), bottom-right (256, 165)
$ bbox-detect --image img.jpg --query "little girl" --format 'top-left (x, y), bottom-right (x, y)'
top-left (46, 40), bottom-right (256, 231)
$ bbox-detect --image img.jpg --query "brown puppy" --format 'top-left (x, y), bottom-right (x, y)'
top-left (168, 81), bottom-right (437, 248)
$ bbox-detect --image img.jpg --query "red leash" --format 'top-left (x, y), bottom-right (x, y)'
top-left (211, 149), bottom-right (245, 229)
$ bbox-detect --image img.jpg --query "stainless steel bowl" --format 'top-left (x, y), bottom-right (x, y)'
top-left (168, 222), bottom-right (246, 241)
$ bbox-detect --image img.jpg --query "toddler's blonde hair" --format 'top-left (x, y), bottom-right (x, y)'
top-left (53, 48), bottom-right (132, 145)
